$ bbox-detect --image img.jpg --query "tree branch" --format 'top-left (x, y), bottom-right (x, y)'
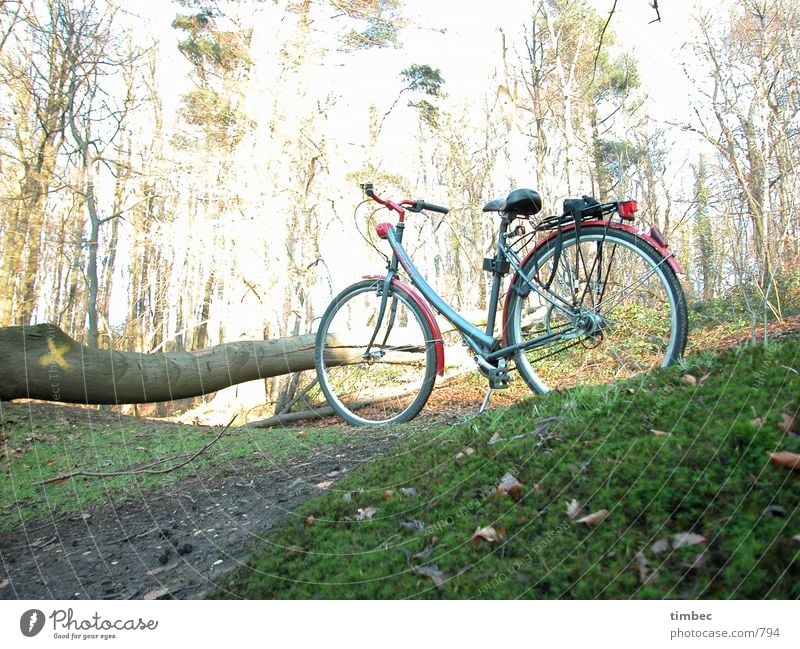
top-left (36, 415), bottom-right (237, 485)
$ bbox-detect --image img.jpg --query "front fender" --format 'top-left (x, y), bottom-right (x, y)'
top-left (363, 275), bottom-right (445, 376)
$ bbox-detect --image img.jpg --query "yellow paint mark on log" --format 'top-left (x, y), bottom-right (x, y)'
top-left (39, 338), bottom-right (70, 370)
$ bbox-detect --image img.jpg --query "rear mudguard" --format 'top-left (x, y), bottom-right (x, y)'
top-left (501, 221), bottom-right (684, 344)
top-left (364, 275), bottom-right (445, 376)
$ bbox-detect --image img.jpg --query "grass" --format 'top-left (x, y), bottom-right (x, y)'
top-left (0, 405), bottom-right (359, 533)
top-left (213, 337), bottom-right (800, 599)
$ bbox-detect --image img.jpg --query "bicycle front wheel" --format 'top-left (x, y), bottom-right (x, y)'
top-left (315, 279), bottom-right (438, 426)
top-left (505, 225), bottom-right (688, 393)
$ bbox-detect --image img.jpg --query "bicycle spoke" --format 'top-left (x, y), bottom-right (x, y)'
top-left (506, 226), bottom-right (687, 393)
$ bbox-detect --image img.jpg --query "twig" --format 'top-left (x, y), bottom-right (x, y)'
top-left (649, 1), bottom-right (662, 24)
top-left (36, 416), bottom-right (237, 485)
top-left (593, 0), bottom-right (618, 80)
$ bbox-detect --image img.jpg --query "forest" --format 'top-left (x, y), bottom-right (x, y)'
top-left (1, 0), bottom-right (798, 420)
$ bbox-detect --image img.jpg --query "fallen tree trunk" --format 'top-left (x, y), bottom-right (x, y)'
top-left (0, 323), bottom-right (347, 405)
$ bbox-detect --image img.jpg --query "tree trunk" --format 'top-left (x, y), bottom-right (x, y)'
top-left (0, 324), bottom-right (352, 405)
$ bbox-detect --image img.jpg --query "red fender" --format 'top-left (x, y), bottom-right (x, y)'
top-left (363, 275), bottom-right (445, 376)
top-left (501, 221), bottom-right (684, 344)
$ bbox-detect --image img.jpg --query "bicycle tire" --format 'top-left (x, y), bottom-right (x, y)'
top-left (315, 279), bottom-right (438, 425)
top-left (505, 225), bottom-right (688, 393)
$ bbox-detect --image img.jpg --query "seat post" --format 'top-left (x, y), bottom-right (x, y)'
top-left (483, 215), bottom-right (512, 340)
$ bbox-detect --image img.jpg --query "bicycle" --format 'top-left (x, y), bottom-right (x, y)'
top-left (314, 182), bottom-right (688, 426)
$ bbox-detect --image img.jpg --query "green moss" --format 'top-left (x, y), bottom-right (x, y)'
top-left (214, 337), bottom-right (800, 599)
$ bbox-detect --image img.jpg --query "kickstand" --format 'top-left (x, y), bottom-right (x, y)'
top-left (479, 387), bottom-right (493, 413)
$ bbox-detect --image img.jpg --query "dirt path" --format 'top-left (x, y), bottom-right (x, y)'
top-left (0, 419), bottom-right (412, 600)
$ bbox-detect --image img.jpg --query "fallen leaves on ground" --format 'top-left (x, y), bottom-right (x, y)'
top-left (767, 451), bottom-right (800, 471)
top-left (472, 525), bottom-right (504, 544)
top-left (315, 480), bottom-right (334, 490)
top-left (635, 550), bottom-right (659, 585)
top-left (576, 509), bottom-right (609, 525)
top-left (400, 519), bottom-right (426, 532)
top-left (651, 538), bottom-right (670, 554)
top-left (672, 532), bottom-right (706, 549)
top-left (778, 413), bottom-right (798, 435)
top-left (565, 499), bottom-right (582, 519)
top-left (356, 506), bottom-right (378, 521)
top-left (497, 472), bottom-right (522, 497)
top-left (455, 446), bottom-right (475, 461)
top-left (143, 587), bottom-right (170, 600)
top-left (411, 563), bottom-right (446, 588)
top-left (650, 429), bottom-right (670, 437)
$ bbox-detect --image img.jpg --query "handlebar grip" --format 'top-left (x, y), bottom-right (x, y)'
top-left (417, 201), bottom-right (449, 215)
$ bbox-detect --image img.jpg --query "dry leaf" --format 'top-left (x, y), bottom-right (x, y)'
top-left (455, 446), bottom-right (475, 461)
top-left (651, 538), bottom-right (670, 554)
top-left (497, 472), bottom-right (522, 497)
top-left (0, 578), bottom-right (9, 590)
top-left (635, 550), bottom-right (659, 585)
top-left (472, 526), bottom-right (501, 543)
top-left (315, 480), bottom-right (334, 490)
top-left (143, 587), bottom-right (170, 600)
top-left (778, 413), bottom-right (799, 435)
top-left (305, 515), bottom-right (315, 526)
top-left (356, 506), bottom-right (378, 521)
top-left (566, 499), bottom-right (581, 519)
top-left (399, 487), bottom-right (418, 498)
top-left (682, 374), bottom-right (697, 386)
top-left (751, 417), bottom-right (765, 428)
top-left (576, 509), bottom-right (609, 525)
top-left (650, 429), bottom-right (670, 437)
top-left (412, 544), bottom-right (435, 561)
top-left (296, 431), bottom-right (309, 438)
top-left (488, 432), bottom-right (503, 445)
top-left (411, 564), bottom-right (446, 588)
top-left (672, 532), bottom-right (706, 549)
top-left (767, 451), bottom-right (800, 471)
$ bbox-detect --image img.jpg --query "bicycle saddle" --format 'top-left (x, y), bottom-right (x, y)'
top-left (482, 188), bottom-right (542, 216)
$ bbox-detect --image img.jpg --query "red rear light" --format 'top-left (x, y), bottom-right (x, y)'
top-left (619, 200), bottom-right (637, 220)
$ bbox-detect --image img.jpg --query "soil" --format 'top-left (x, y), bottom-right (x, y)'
top-left (0, 384), bottom-right (503, 601)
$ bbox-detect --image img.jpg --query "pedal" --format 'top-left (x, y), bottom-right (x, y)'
top-left (475, 356), bottom-right (510, 389)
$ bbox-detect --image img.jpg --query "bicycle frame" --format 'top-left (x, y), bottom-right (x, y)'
top-left (376, 215), bottom-right (570, 365)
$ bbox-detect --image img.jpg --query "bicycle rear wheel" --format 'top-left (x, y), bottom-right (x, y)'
top-left (315, 279), bottom-right (438, 426)
top-left (505, 225), bottom-right (688, 393)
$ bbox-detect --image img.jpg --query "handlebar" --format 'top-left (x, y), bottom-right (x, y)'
top-left (361, 182), bottom-right (449, 218)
